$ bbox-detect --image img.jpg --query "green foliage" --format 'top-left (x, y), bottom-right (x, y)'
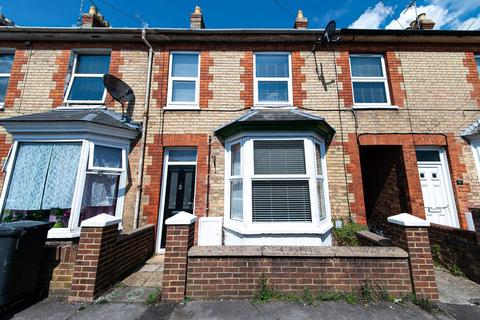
top-left (302, 288), bottom-right (314, 305)
top-left (431, 243), bottom-right (465, 277)
top-left (252, 276), bottom-right (275, 304)
top-left (402, 293), bottom-right (435, 313)
top-left (333, 220), bottom-right (368, 246)
top-left (316, 291), bottom-right (344, 301)
top-left (184, 296), bottom-right (193, 303)
top-left (145, 288), bottom-right (161, 305)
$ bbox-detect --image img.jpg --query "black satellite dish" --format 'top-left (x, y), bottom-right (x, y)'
top-left (321, 20), bottom-right (340, 44)
top-left (103, 74), bottom-right (134, 104)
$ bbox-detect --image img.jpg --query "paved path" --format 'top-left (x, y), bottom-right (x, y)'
top-left (0, 299), bottom-right (455, 320)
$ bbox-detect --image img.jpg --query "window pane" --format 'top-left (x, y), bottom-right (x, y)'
top-left (476, 57), bottom-right (480, 76)
top-left (2, 143), bottom-right (81, 225)
top-left (0, 76), bottom-right (9, 103)
top-left (416, 150), bottom-right (440, 162)
top-left (169, 149), bottom-right (197, 162)
top-left (231, 143), bottom-right (241, 176)
top-left (79, 173), bottom-right (119, 226)
top-left (258, 81), bottom-right (289, 102)
top-left (256, 54), bottom-right (289, 77)
top-left (230, 180), bottom-right (243, 221)
top-left (317, 179), bottom-right (326, 221)
top-left (252, 180), bottom-right (311, 222)
top-left (0, 54), bottom-right (14, 74)
top-left (76, 54), bottom-right (110, 74)
top-left (93, 145), bottom-right (122, 169)
top-left (315, 144), bottom-right (323, 176)
top-left (172, 80), bottom-right (196, 102)
top-left (254, 140), bottom-right (305, 175)
top-left (172, 54), bottom-right (199, 77)
top-left (67, 77), bottom-right (105, 101)
top-left (350, 56), bottom-right (383, 77)
top-left (353, 82), bottom-right (388, 104)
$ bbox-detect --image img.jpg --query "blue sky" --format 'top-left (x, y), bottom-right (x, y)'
top-left (1, 0), bottom-right (479, 30)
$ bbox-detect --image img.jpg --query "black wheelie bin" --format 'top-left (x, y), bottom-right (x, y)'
top-left (0, 221), bottom-right (51, 309)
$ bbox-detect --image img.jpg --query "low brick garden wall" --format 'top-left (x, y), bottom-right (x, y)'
top-left (186, 246), bottom-right (411, 300)
top-left (161, 212), bottom-right (439, 302)
top-left (428, 222), bottom-right (480, 283)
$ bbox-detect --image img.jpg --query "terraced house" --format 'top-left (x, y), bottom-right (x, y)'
top-left (0, 5), bottom-right (479, 266)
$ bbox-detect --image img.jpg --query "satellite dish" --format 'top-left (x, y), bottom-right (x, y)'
top-left (103, 74), bottom-right (134, 104)
top-left (321, 20), bottom-right (340, 44)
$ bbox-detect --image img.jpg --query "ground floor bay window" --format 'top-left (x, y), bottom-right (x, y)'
top-left (0, 109), bottom-right (139, 239)
top-left (223, 134), bottom-right (332, 245)
top-left (0, 140), bottom-right (128, 237)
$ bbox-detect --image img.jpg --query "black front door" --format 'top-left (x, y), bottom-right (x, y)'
top-left (161, 165), bottom-right (196, 247)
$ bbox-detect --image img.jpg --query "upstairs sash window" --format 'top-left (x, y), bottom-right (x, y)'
top-left (0, 53), bottom-right (14, 107)
top-left (254, 53), bottom-right (292, 105)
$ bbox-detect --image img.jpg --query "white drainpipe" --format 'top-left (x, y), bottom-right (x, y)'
top-left (134, 28), bottom-right (153, 228)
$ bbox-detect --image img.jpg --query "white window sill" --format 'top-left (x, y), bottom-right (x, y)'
top-left (224, 220), bottom-right (333, 236)
top-left (253, 104), bottom-right (294, 109)
top-left (352, 105), bottom-right (399, 110)
top-left (58, 104), bottom-right (107, 110)
top-left (164, 105), bottom-right (200, 111)
top-left (47, 228), bottom-right (81, 239)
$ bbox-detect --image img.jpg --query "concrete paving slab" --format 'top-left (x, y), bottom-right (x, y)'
top-left (1, 298), bottom-right (80, 320)
top-left (436, 268), bottom-right (480, 305)
top-left (70, 302), bottom-right (149, 320)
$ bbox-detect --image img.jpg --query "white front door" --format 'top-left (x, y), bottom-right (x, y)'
top-left (416, 148), bottom-right (458, 227)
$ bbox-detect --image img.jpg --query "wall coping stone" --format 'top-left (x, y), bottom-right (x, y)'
top-left (80, 213), bottom-right (121, 228)
top-left (165, 211), bottom-right (196, 225)
top-left (388, 213), bottom-right (430, 227)
top-left (357, 231), bottom-right (393, 246)
top-left (188, 245), bottom-right (408, 259)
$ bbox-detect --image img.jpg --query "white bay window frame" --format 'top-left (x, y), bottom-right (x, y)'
top-left (63, 50), bottom-right (111, 106)
top-left (224, 132), bottom-right (331, 235)
top-left (0, 136), bottom-right (128, 239)
top-left (166, 51), bottom-right (201, 109)
top-left (254, 52), bottom-right (293, 107)
top-left (349, 54), bottom-right (393, 108)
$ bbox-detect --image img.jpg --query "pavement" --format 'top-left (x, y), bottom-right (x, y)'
top-left (2, 260), bottom-right (480, 319)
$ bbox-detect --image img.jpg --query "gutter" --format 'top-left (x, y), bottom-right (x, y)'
top-left (134, 28), bottom-right (153, 229)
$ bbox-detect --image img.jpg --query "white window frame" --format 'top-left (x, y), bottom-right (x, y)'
top-left (0, 137), bottom-right (129, 239)
top-left (166, 51), bottom-right (201, 110)
top-left (349, 54), bottom-right (392, 108)
top-left (0, 49), bottom-right (15, 109)
top-left (254, 52), bottom-right (293, 107)
top-left (223, 132), bottom-right (331, 235)
top-left (475, 55), bottom-right (480, 77)
top-left (63, 50), bottom-right (110, 105)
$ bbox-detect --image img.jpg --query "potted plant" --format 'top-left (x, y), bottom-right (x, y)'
top-left (52, 208), bottom-right (64, 228)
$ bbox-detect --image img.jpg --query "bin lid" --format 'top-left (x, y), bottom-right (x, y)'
top-left (0, 220), bottom-right (51, 237)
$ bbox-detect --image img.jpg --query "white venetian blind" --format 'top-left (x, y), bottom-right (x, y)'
top-left (252, 180), bottom-right (311, 222)
top-left (254, 140), bottom-right (305, 175)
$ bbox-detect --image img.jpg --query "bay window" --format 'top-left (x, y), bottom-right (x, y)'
top-left (0, 139), bottom-right (127, 238)
top-left (225, 134), bottom-right (329, 234)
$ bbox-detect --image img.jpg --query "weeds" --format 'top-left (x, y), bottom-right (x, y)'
top-left (333, 219), bottom-right (368, 246)
top-left (145, 288), bottom-right (161, 305)
top-left (402, 293), bottom-right (435, 313)
top-left (431, 244), bottom-right (465, 277)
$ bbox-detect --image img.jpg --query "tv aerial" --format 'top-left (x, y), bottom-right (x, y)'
top-left (103, 74), bottom-right (135, 118)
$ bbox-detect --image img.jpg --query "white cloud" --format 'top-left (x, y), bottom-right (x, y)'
top-left (457, 15), bottom-right (480, 31)
top-left (384, 0), bottom-right (480, 30)
top-left (349, 2), bottom-right (393, 29)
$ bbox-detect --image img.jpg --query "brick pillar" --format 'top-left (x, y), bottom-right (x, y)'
top-left (388, 213), bottom-right (439, 301)
top-left (69, 214), bottom-right (121, 303)
top-left (161, 211), bottom-right (196, 302)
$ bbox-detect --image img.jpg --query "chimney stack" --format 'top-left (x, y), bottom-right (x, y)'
top-left (190, 6), bottom-right (205, 29)
top-left (81, 5), bottom-right (110, 28)
top-left (0, 13), bottom-right (14, 26)
top-left (409, 13), bottom-right (435, 30)
top-left (294, 10), bottom-right (308, 29)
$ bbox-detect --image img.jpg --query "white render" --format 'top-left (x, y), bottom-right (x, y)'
top-left (387, 213), bottom-right (430, 227)
top-left (198, 217), bottom-right (223, 246)
top-left (80, 213), bottom-right (121, 228)
top-left (165, 211), bottom-right (196, 225)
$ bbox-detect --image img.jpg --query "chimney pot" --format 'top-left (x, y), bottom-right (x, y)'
top-left (294, 9), bottom-right (308, 29)
top-left (409, 13), bottom-right (435, 30)
top-left (190, 6), bottom-right (205, 29)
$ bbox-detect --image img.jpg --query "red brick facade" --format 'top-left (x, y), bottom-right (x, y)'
top-left (292, 51), bottom-right (306, 107)
top-left (199, 51), bottom-right (214, 108)
top-left (464, 52), bottom-right (480, 107)
top-left (240, 51), bottom-right (254, 107)
top-left (4, 48), bottom-right (27, 108)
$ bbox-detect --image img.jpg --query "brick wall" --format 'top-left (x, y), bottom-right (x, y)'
top-left (186, 247), bottom-right (411, 300)
top-left (39, 241), bottom-right (78, 297)
top-left (69, 223), bottom-right (154, 302)
top-left (428, 222), bottom-right (480, 283)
